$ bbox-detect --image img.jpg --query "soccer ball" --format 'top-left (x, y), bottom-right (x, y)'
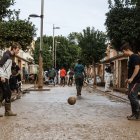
top-left (67, 96), bottom-right (76, 105)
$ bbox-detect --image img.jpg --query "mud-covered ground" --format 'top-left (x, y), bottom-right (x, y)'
top-left (0, 86), bottom-right (139, 140)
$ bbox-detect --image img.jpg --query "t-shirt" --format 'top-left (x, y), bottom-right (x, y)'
top-left (60, 69), bottom-right (66, 77)
top-left (69, 70), bottom-right (74, 78)
top-left (0, 50), bottom-right (12, 66)
top-left (128, 54), bottom-right (140, 84)
top-left (11, 65), bottom-right (20, 75)
top-left (0, 50), bottom-right (12, 79)
top-left (48, 69), bottom-right (56, 78)
top-left (74, 64), bottom-right (84, 78)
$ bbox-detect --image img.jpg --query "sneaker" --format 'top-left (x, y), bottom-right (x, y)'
top-left (127, 114), bottom-right (140, 120)
top-left (127, 114), bottom-right (135, 119)
top-left (135, 112), bottom-right (140, 119)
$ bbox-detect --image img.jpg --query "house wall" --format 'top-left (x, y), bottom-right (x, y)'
top-left (102, 43), bottom-right (128, 89)
top-left (112, 57), bottom-right (128, 88)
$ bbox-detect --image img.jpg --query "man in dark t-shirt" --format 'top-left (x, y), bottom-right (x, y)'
top-left (68, 68), bottom-right (74, 86)
top-left (121, 43), bottom-right (140, 120)
top-left (128, 54), bottom-right (140, 84)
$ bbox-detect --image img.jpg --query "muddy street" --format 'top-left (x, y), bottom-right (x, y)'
top-left (0, 86), bottom-right (139, 140)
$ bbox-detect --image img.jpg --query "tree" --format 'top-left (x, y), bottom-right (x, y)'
top-left (78, 27), bottom-right (106, 84)
top-left (0, 1), bottom-right (36, 50)
top-left (105, 0), bottom-right (140, 52)
top-left (78, 27), bottom-right (106, 65)
top-left (34, 36), bottom-right (53, 70)
top-left (131, 0), bottom-right (139, 5)
top-left (0, 0), bottom-right (15, 21)
top-left (33, 35), bottom-right (80, 70)
top-left (0, 19), bottom-right (36, 50)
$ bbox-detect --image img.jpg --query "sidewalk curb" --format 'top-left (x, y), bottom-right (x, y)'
top-left (25, 88), bottom-right (50, 91)
top-left (11, 85), bottom-right (34, 102)
top-left (89, 86), bottom-right (130, 104)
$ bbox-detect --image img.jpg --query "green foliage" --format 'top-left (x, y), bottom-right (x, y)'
top-left (105, 0), bottom-right (140, 52)
top-left (33, 35), bottom-right (80, 70)
top-left (0, 19), bottom-right (36, 50)
top-left (34, 37), bottom-right (52, 70)
top-left (56, 36), bottom-right (80, 69)
top-left (0, 0), bottom-right (15, 21)
top-left (78, 27), bottom-right (106, 65)
top-left (0, 0), bottom-right (36, 50)
top-left (131, 0), bottom-right (139, 5)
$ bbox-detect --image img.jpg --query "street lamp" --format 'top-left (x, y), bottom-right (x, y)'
top-left (52, 24), bottom-right (60, 68)
top-left (29, 0), bottom-right (44, 89)
top-left (54, 41), bottom-right (60, 69)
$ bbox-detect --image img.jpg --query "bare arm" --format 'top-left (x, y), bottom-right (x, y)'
top-left (131, 65), bottom-right (139, 79)
top-left (16, 70), bottom-right (20, 76)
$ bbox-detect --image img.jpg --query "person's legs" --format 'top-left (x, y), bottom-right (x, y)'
top-left (16, 81), bottom-right (22, 99)
top-left (0, 84), bottom-right (4, 117)
top-left (105, 77), bottom-right (111, 92)
top-left (62, 77), bottom-right (65, 86)
top-left (75, 78), bottom-right (83, 96)
top-left (69, 77), bottom-right (73, 86)
top-left (52, 77), bottom-right (55, 86)
top-left (75, 78), bottom-right (79, 96)
top-left (68, 78), bottom-right (70, 86)
top-left (1, 79), bottom-right (17, 116)
top-left (9, 76), bottom-right (17, 92)
top-left (60, 77), bottom-right (62, 86)
top-left (1, 80), bottom-right (11, 103)
top-left (127, 83), bottom-right (140, 120)
top-left (79, 77), bottom-right (84, 95)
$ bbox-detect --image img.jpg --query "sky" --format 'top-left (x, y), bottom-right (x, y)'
top-left (12, 0), bottom-right (109, 37)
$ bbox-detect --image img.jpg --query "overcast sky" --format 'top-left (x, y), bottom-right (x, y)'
top-left (13, 0), bottom-right (109, 37)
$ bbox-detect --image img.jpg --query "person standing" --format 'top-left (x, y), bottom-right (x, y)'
top-left (104, 66), bottom-right (112, 92)
top-left (60, 67), bottom-right (66, 86)
top-left (0, 43), bottom-right (20, 117)
top-left (68, 68), bottom-right (74, 86)
top-left (74, 59), bottom-right (86, 96)
top-left (121, 43), bottom-right (140, 120)
top-left (58, 69), bottom-right (61, 85)
top-left (22, 66), bottom-right (28, 83)
top-left (48, 68), bottom-right (56, 86)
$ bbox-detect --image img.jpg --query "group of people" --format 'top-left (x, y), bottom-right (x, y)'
top-left (44, 59), bottom-right (86, 97)
top-left (1, 42), bottom-right (139, 121)
top-left (44, 67), bottom-right (75, 87)
top-left (58, 67), bottom-right (75, 87)
top-left (59, 60), bottom-right (86, 96)
top-left (57, 60), bottom-right (86, 96)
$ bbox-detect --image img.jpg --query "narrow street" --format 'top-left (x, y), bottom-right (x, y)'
top-left (0, 86), bottom-right (139, 140)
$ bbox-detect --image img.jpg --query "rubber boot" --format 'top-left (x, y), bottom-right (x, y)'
top-left (5, 103), bottom-right (17, 116)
